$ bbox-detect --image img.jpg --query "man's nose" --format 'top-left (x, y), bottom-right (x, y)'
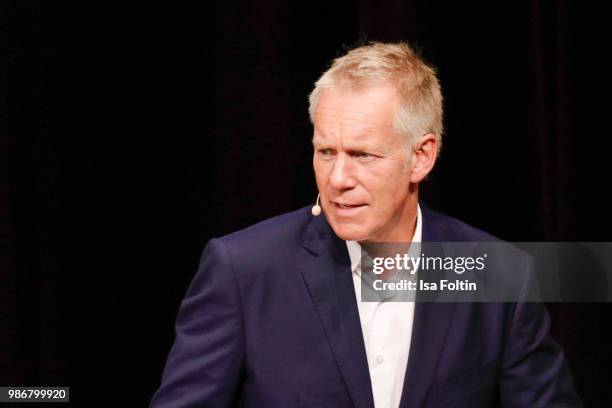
top-left (329, 154), bottom-right (357, 190)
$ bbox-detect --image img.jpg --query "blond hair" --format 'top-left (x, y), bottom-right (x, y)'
top-left (309, 42), bottom-right (443, 153)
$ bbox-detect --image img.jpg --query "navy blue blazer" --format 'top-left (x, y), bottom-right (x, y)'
top-left (150, 206), bottom-right (581, 407)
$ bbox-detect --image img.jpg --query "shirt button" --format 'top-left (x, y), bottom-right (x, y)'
top-left (376, 355), bottom-right (384, 365)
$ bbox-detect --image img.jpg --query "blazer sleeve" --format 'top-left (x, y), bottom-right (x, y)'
top-left (150, 238), bottom-right (245, 408)
top-left (499, 254), bottom-right (582, 407)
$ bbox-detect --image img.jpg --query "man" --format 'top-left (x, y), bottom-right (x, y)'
top-left (150, 42), bottom-right (581, 407)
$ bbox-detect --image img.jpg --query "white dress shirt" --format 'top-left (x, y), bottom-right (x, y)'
top-left (346, 204), bottom-right (422, 408)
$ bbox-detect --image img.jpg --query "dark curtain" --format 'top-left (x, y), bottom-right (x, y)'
top-left (2, 0), bottom-right (611, 405)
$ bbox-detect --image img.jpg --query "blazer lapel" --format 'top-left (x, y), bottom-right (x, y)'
top-left (299, 214), bottom-right (375, 408)
top-left (399, 206), bottom-right (458, 408)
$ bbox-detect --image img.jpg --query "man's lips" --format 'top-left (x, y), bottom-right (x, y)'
top-left (331, 201), bottom-right (367, 215)
top-left (334, 202), bottom-right (365, 208)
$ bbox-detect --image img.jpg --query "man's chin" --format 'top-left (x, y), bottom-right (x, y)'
top-left (328, 221), bottom-right (369, 242)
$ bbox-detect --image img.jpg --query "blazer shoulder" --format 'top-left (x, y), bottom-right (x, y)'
top-left (422, 205), bottom-right (531, 269)
top-left (217, 206), bottom-right (312, 252)
top-left (422, 205), bottom-right (504, 243)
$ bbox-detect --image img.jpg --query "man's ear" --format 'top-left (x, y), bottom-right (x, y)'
top-left (409, 133), bottom-right (438, 183)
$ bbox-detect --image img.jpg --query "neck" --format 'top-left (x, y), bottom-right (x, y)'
top-left (360, 193), bottom-right (419, 244)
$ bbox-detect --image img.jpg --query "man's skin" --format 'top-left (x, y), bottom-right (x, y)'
top-left (312, 82), bottom-right (437, 245)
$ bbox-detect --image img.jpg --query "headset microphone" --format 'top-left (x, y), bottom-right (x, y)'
top-left (311, 194), bottom-right (321, 216)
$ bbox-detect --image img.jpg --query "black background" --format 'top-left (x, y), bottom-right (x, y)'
top-left (2, 0), bottom-right (612, 406)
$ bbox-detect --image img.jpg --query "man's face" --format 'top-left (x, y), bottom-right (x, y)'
top-left (312, 83), bottom-right (417, 242)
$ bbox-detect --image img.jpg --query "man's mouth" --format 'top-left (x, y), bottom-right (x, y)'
top-left (336, 203), bottom-right (363, 208)
top-left (332, 202), bottom-right (367, 214)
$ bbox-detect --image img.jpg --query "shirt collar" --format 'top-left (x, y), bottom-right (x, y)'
top-left (346, 204), bottom-right (422, 274)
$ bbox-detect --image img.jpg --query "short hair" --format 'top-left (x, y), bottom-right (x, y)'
top-left (308, 42), bottom-right (443, 154)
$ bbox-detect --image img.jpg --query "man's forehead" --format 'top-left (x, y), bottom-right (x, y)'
top-left (314, 110), bottom-right (393, 135)
top-left (314, 86), bottom-right (398, 129)
top-left (312, 118), bottom-right (401, 154)
top-left (317, 82), bottom-right (400, 104)
top-left (311, 124), bottom-right (392, 143)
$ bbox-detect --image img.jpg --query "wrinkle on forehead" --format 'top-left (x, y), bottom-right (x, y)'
top-left (314, 109), bottom-right (394, 138)
top-left (312, 85), bottom-right (402, 152)
top-left (315, 85), bottom-right (398, 123)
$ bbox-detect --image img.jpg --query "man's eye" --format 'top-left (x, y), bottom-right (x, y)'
top-left (318, 148), bottom-right (333, 156)
top-left (354, 152), bottom-right (372, 159)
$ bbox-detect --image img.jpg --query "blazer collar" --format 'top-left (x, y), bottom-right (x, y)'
top-left (399, 204), bottom-right (458, 408)
top-left (300, 205), bottom-right (457, 408)
top-left (299, 212), bottom-right (375, 408)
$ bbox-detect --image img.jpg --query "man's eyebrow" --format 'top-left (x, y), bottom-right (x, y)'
top-left (349, 143), bottom-right (389, 155)
top-left (312, 137), bottom-right (389, 155)
top-left (312, 129), bottom-right (330, 145)
top-left (311, 135), bottom-right (329, 146)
